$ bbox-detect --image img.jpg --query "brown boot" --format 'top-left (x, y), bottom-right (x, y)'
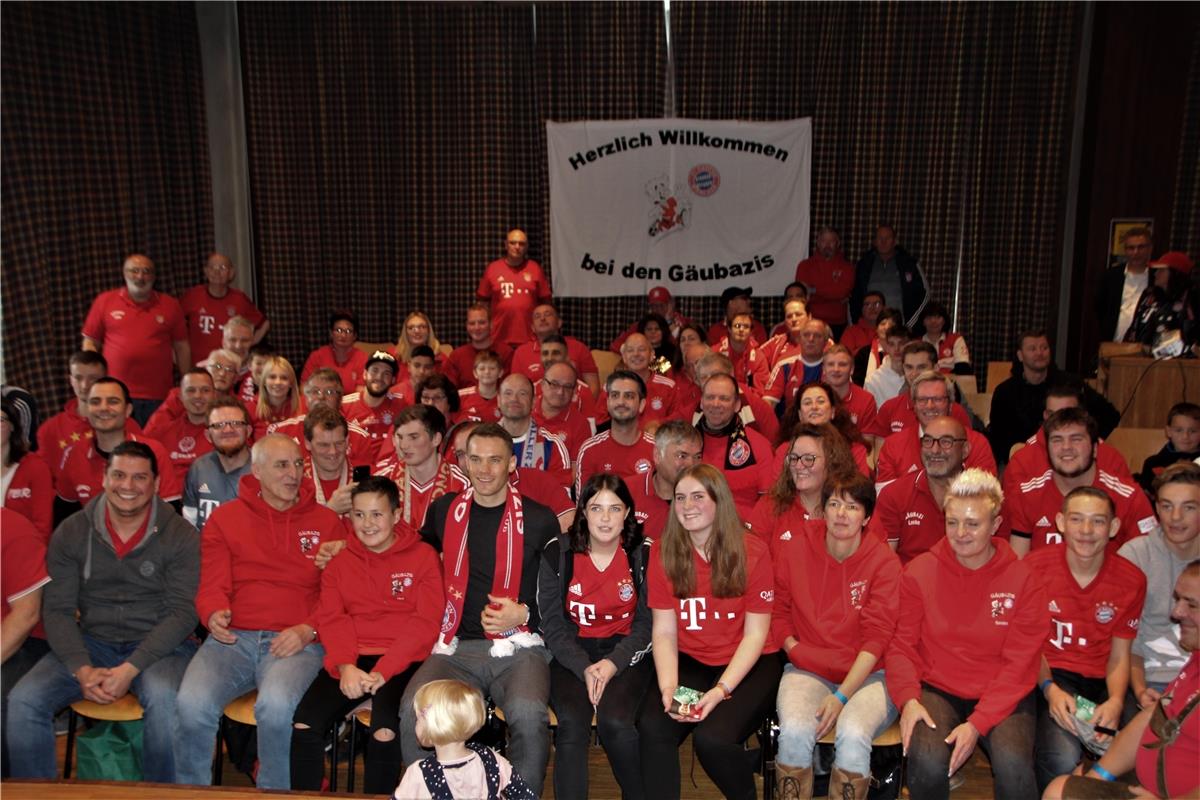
top-left (775, 762), bottom-right (813, 800)
top-left (827, 766), bottom-right (871, 800)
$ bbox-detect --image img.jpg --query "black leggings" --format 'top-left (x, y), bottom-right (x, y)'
top-left (637, 651), bottom-right (782, 800)
top-left (549, 638), bottom-right (653, 800)
top-left (290, 655), bottom-right (419, 793)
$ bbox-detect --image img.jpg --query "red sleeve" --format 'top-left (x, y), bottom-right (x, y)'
top-left (866, 488), bottom-right (900, 545)
top-left (143, 408), bottom-right (174, 440)
top-left (853, 392), bottom-right (878, 435)
top-left (646, 543), bottom-right (673, 609)
top-left (852, 444), bottom-right (871, 478)
top-left (24, 456), bottom-right (54, 543)
top-left (748, 351), bottom-right (770, 393)
top-left (3, 514), bottom-right (49, 612)
top-left (746, 495), bottom-right (775, 541)
top-left (195, 512), bottom-right (233, 626)
top-left (374, 545), bottom-right (444, 680)
top-left (1003, 491), bottom-right (1032, 538)
top-left (236, 292), bottom-right (265, 327)
top-left (770, 541), bottom-right (799, 662)
top-left (874, 439), bottom-right (901, 484)
top-left (965, 432), bottom-right (998, 475)
top-left (1113, 567), bottom-right (1147, 640)
top-left (81, 295), bottom-right (107, 341)
top-left (743, 538), bottom-right (774, 614)
top-left (858, 547), bottom-right (901, 659)
top-left (476, 267), bottom-right (492, 299)
top-left (573, 342), bottom-right (598, 376)
top-left (967, 572), bottom-right (1047, 735)
top-left (146, 439), bottom-right (182, 501)
top-left (887, 566), bottom-right (927, 710)
top-left (536, 267), bottom-right (552, 302)
top-left (316, 559), bottom-right (358, 678)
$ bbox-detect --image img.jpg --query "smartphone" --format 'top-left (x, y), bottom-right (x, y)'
top-left (352, 465), bottom-right (371, 482)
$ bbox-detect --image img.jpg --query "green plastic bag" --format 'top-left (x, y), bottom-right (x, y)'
top-left (75, 719), bottom-right (144, 781)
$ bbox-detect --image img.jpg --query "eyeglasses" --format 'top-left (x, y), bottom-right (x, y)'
top-left (785, 453), bottom-right (820, 468)
top-left (304, 388), bottom-right (341, 398)
top-left (208, 420), bottom-right (248, 431)
top-left (543, 378), bottom-right (575, 391)
top-left (208, 363), bottom-right (237, 374)
top-left (920, 435), bottom-right (967, 450)
top-left (332, 326), bottom-right (355, 335)
top-left (731, 323), bottom-right (752, 330)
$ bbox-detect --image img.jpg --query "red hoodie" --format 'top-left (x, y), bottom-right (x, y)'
top-left (771, 521), bottom-right (901, 683)
top-left (887, 538), bottom-right (1048, 736)
top-left (316, 523), bottom-right (443, 681)
top-left (196, 475), bottom-right (347, 632)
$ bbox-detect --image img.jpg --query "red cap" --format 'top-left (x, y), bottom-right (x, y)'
top-left (1150, 251), bottom-right (1195, 274)
top-left (648, 286), bottom-right (672, 303)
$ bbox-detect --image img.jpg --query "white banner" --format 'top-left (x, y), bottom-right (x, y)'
top-left (547, 118), bottom-right (811, 298)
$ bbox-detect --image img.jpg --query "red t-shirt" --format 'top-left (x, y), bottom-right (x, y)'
top-left (477, 259), bottom-right (552, 347)
top-left (81, 288), bottom-right (187, 399)
top-left (574, 430), bottom-right (656, 496)
top-left (840, 384), bottom-right (878, 431)
top-left (510, 336), bottom-right (598, 382)
top-left (839, 320), bottom-right (876, 357)
top-left (533, 405), bottom-right (594, 462)
top-left (1134, 651), bottom-right (1200, 798)
top-left (746, 495), bottom-right (814, 559)
top-left (144, 416), bottom-right (213, 486)
top-left (4, 454), bottom-right (54, 542)
top-left (1005, 469), bottom-right (1158, 553)
top-left (1, 507), bottom-right (50, 638)
top-left (178, 285), bottom-right (264, 366)
top-left (1026, 547), bottom-right (1145, 679)
top-left (794, 254), bottom-right (855, 324)
top-left (301, 346), bottom-right (368, 394)
top-left (713, 339), bottom-right (771, 392)
top-left (569, 551), bottom-right (637, 639)
top-left (456, 387), bottom-right (501, 424)
top-left (442, 342), bottom-right (513, 389)
top-left (38, 401), bottom-right (92, 485)
top-left (106, 505), bottom-right (151, 559)
top-left (341, 391), bottom-right (410, 463)
top-left (58, 434), bottom-right (182, 503)
top-left (627, 470), bottom-right (671, 541)
top-left (647, 534), bottom-right (776, 666)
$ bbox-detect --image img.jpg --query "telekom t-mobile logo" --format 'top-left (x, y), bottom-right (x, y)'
top-left (198, 315), bottom-right (216, 334)
top-left (1049, 619), bottom-right (1074, 650)
top-left (500, 280), bottom-right (515, 298)
top-left (679, 597), bottom-right (707, 630)
top-left (569, 601), bottom-right (596, 627)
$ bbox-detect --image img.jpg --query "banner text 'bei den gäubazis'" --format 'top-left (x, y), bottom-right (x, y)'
top-left (566, 128), bottom-right (790, 171)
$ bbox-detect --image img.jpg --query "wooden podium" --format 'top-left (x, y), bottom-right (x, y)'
top-left (1102, 354), bottom-right (1200, 427)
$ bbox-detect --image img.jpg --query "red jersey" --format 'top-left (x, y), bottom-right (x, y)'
top-left (442, 341), bottom-right (513, 389)
top-left (250, 399), bottom-right (303, 441)
top-left (713, 338), bottom-right (770, 391)
top-left (81, 288), bottom-right (187, 399)
top-left (765, 356), bottom-right (827, 407)
top-left (708, 319), bottom-right (768, 347)
top-left (772, 521), bottom-right (901, 682)
top-left (511, 467), bottom-right (574, 519)
top-left (144, 415), bottom-right (213, 486)
top-left (839, 319), bottom-right (876, 357)
top-left (568, 551), bottom-right (637, 639)
top-left (301, 346), bottom-right (368, 394)
top-left (758, 334), bottom-right (804, 375)
top-left (1026, 547), bottom-right (1145, 679)
top-left (341, 391), bottom-right (409, 463)
top-left (1, 507), bottom-right (50, 639)
top-left (372, 457), bottom-right (470, 528)
top-left (477, 259), bottom-right (552, 347)
top-left (574, 430), bottom-right (656, 496)
top-left (1134, 651), bottom-right (1200, 798)
top-left (647, 534), bottom-right (777, 666)
top-left (3, 454), bottom-right (54, 542)
top-left (887, 539), bottom-right (1048, 735)
top-left (1006, 469), bottom-right (1158, 553)
top-left (58, 433), bottom-right (182, 503)
top-left (179, 285), bottom-right (264, 367)
top-left (862, 395), bottom-right (972, 439)
top-left (596, 373), bottom-right (682, 427)
top-left (626, 470), bottom-right (671, 540)
top-left (38, 400), bottom-right (92, 485)
top-left (839, 384), bottom-right (878, 431)
top-left (1002, 429), bottom-right (1134, 500)
top-left (747, 495), bottom-right (814, 559)
top-left (316, 526), bottom-right (443, 680)
top-left (794, 254), bottom-right (855, 325)
top-left (875, 428), bottom-right (997, 486)
top-left (510, 336), bottom-right (598, 382)
top-left (456, 387), bottom-right (501, 424)
top-left (533, 404), bottom-right (594, 461)
top-left (699, 426), bottom-right (774, 520)
top-left (196, 476), bottom-right (348, 632)
top-left (870, 469), bottom-right (1011, 565)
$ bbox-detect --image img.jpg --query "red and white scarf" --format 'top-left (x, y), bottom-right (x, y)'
top-left (435, 484), bottom-right (543, 657)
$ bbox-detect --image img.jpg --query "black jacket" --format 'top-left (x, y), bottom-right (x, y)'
top-left (1097, 264), bottom-right (1131, 342)
top-left (535, 534), bottom-right (652, 681)
top-left (987, 367), bottom-right (1121, 464)
top-left (851, 246), bottom-right (928, 329)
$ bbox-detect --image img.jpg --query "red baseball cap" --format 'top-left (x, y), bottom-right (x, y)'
top-left (648, 286), bottom-right (672, 303)
top-left (1150, 251), bottom-right (1195, 274)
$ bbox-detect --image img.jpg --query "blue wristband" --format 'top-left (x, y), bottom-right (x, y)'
top-left (1091, 764), bottom-right (1116, 782)
top-left (1040, 679), bottom-right (1053, 693)
top-left (833, 689), bottom-right (849, 704)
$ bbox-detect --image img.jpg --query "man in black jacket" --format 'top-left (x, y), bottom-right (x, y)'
top-left (851, 225), bottom-right (929, 330)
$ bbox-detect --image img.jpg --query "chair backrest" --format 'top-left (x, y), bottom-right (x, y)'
top-left (986, 361), bottom-right (1013, 393)
top-left (952, 373), bottom-right (979, 397)
top-left (1103, 427), bottom-right (1167, 476)
top-left (966, 392), bottom-right (993, 427)
top-left (591, 350), bottom-right (622, 385)
top-left (355, 341), bottom-right (395, 356)
top-left (1010, 442), bottom-right (1026, 459)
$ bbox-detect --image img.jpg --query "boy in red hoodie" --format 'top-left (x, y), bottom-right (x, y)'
top-left (889, 469), bottom-right (1048, 800)
top-left (174, 434), bottom-right (347, 789)
top-left (290, 476), bottom-right (443, 793)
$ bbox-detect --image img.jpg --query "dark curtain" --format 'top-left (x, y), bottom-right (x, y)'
top-left (238, 1), bottom-right (542, 367)
top-left (1, 2), bottom-right (213, 410)
top-left (672, 0), bottom-right (1084, 379)
top-left (1172, 36), bottom-right (1200, 257)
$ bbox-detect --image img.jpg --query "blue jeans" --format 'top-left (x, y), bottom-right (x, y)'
top-left (173, 630), bottom-right (323, 789)
top-left (776, 665), bottom-right (896, 774)
top-left (6, 634), bottom-right (196, 782)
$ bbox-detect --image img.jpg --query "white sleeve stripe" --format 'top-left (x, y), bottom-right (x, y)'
top-left (6, 575), bottom-right (51, 605)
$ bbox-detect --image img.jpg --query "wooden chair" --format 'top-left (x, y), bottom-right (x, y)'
top-left (591, 349), bottom-right (622, 385)
top-left (1103, 427), bottom-right (1166, 477)
top-left (986, 361), bottom-right (1013, 394)
top-left (952, 373), bottom-right (979, 397)
top-left (63, 694), bottom-right (145, 779)
top-left (354, 340), bottom-right (395, 356)
top-left (966, 392), bottom-right (993, 428)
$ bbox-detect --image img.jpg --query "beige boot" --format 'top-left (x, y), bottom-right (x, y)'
top-left (775, 761), bottom-right (813, 800)
top-left (827, 766), bottom-right (871, 800)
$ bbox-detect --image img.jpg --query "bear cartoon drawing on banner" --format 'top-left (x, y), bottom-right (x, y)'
top-left (645, 174), bottom-right (691, 238)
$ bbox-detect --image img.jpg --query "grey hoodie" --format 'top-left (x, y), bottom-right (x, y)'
top-left (43, 495), bottom-right (199, 674)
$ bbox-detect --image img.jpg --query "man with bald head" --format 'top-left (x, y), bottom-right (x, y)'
top-left (174, 434), bottom-right (346, 789)
top-left (477, 228), bottom-right (552, 350)
top-left (869, 415), bottom-right (1005, 563)
top-left (597, 332), bottom-right (680, 425)
top-left (82, 254), bottom-right (190, 425)
top-left (508, 303), bottom-right (600, 397)
top-left (180, 254), bottom-right (268, 368)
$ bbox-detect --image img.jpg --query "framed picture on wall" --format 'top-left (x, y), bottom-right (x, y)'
top-left (1108, 217), bottom-right (1154, 270)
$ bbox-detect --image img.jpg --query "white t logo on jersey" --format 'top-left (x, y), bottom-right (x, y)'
top-left (679, 597), bottom-right (707, 630)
